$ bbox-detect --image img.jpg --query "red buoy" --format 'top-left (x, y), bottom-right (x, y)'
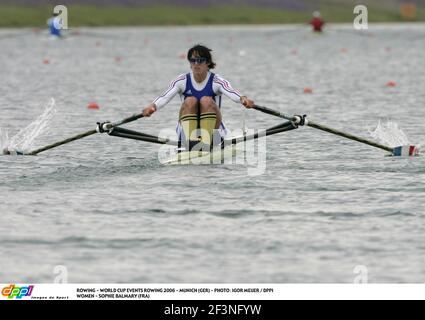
top-left (87, 102), bottom-right (100, 110)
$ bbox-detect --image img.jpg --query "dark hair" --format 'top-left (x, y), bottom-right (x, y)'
top-left (187, 44), bottom-right (216, 69)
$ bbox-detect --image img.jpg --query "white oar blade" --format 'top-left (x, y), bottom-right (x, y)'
top-left (392, 145), bottom-right (419, 157)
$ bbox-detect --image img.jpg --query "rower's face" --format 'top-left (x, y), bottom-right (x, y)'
top-left (189, 52), bottom-right (209, 75)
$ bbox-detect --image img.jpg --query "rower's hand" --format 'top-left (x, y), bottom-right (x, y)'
top-left (240, 96), bottom-right (254, 108)
top-left (142, 104), bottom-right (157, 117)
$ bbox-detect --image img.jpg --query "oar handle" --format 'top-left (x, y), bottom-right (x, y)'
top-left (111, 113), bottom-right (144, 127)
top-left (253, 105), bottom-right (297, 122)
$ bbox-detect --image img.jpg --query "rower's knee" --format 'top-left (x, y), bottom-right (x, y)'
top-left (181, 96), bottom-right (199, 114)
top-left (199, 96), bottom-right (217, 113)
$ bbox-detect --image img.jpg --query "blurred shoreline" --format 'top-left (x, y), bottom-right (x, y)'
top-left (1, 3), bottom-right (424, 27)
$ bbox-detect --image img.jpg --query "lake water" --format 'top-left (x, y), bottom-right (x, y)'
top-left (0, 24), bottom-right (424, 283)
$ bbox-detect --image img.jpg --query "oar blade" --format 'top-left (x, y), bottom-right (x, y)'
top-left (392, 145), bottom-right (420, 157)
top-left (2, 148), bottom-right (26, 156)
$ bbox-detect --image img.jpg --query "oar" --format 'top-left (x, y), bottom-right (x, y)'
top-left (108, 127), bottom-right (179, 146)
top-left (226, 121), bottom-right (298, 146)
top-left (26, 113), bottom-right (144, 156)
top-left (253, 105), bottom-right (418, 156)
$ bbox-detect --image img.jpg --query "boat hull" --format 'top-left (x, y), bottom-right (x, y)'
top-left (163, 145), bottom-right (243, 165)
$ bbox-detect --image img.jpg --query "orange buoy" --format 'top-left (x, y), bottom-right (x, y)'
top-left (303, 87), bottom-right (313, 94)
top-left (115, 56), bottom-right (122, 63)
top-left (43, 59), bottom-right (50, 64)
top-left (340, 48), bottom-right (348, 53)
top-left (87, 102), bottom-right (100, 110)
top-left (386, 81), bottom-right (397, 87)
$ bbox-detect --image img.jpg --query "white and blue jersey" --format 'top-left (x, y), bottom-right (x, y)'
top-left (47, 17), bottom-right (61, 37)
top-left (182, 72), bottom-right (217, 102)
top-left (152, 71), bottom-right (244, 139)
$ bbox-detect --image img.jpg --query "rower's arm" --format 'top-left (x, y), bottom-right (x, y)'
top-left (152, 74), bottom-right (186, 110)
top-left (213, 75), bottom-right (243, 104)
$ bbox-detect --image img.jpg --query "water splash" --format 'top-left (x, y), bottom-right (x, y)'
top-left (1, 98), bottom-right (57, 154)
top-left (0, 128), bottom-right (10, 153)
top-left (369, 119), bottom-right (412, 148)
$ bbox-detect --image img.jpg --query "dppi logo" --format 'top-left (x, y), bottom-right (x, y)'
top-left (1, 284), bottom-right (34, 299)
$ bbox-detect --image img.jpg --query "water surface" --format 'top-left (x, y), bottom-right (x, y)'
top-left (0, 24), bottom-right (424, 282)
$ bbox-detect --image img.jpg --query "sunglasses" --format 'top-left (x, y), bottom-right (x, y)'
top-left (189, 57), bottom-right (207, 64)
